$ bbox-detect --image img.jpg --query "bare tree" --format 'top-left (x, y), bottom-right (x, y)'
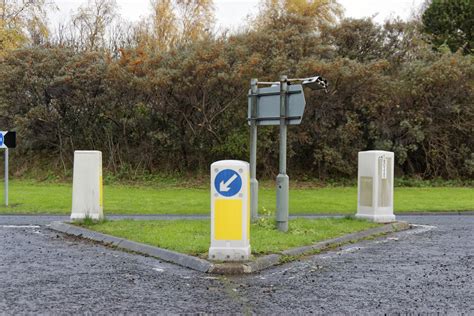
top-left (72, 0), bottom-right (117, 51)
top-left (145, 0), bottom-right (215, 51)
top-left (176, 0), bottom-right (214, 44)
top-left (257, 0), bottom-right (342, 30)
top-left (150, 0), bottom-right (178, 50)
top-left (0, 0), bottom-right (54, 55)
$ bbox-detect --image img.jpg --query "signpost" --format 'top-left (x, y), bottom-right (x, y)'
top-left (247, 83), bottom-right (306, 126)
top-left (249, 79), bottom-right (259, 221)
top-left (276, 76), bottom-right (290, 232)
top-left (247, 76), bottom-right (327, 231)
top-left (0, 131), bottom-right (16, 206)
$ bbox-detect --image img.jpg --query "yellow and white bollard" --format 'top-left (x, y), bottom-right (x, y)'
top-left (209, 160), bottom-right (251, 261)
top-left (71, 151), bottom-right (103, 220)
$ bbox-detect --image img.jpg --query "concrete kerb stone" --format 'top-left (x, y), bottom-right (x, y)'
top-left (48, 221), bottom-right (212, 273)
top-left (280, 221), bottom-right (409, 257)
top-left (50, 221), bottom-right (124, 247)
top-left (207, 254), bottom-right (283, 274)
top-left (48, 221), bottom-right (411, 275)
top-left (244, 254), bottom-right (282, 272)
top-left (118, 239), bottom-right (212, 273)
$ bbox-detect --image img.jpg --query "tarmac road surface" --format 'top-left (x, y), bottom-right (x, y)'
top-left (0, 215), bottom-right (472, 314)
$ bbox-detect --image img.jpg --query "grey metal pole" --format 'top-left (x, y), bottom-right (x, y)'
top-left (276, 75), bottom-right (289, 232)
top-left (250, 78), bottom-right (259, 221)
top-left (5, 148), bottom-right (8, 206)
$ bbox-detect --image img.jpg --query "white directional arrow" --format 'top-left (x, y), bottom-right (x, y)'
top-left (219, 174), bottom-right (238, 192)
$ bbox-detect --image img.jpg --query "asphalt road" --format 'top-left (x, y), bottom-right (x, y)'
top-left (0, 215), bottom-right (472, 314)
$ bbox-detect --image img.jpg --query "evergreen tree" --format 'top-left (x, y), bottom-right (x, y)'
top-left (422, 0), bottom-right (473, 54)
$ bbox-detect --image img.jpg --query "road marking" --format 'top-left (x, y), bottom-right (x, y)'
top-left (405, 224), bottom-right (437, 235)
top-left (369, 224), bottom-right (438, 247)
top-left (411, 224), bottom-right (437, 229)
top-left (0, 225), bottom-right (41, 228)
top-left (337, 246), bottom-right (363, 254)
top-left (152, 267), bottom-right (165, 272)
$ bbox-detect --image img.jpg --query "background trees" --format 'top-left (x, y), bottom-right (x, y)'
top-left (71, 0), bottom-right (118, 51)
top-left (422, 0), bottom-right (473, 54)
top-left (0, 0), bottom-right (51, 58)
top-left (0, 0), bottom-right (472, 180)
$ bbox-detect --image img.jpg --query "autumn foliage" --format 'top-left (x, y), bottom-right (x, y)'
top-left (0, 0), bottom-right (472, 180)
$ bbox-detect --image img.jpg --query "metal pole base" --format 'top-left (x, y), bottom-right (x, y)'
top-left (276, 220), bottom-right (288, 232)
top-left (276, 173), bottom-right (289, 232)
top-left (250, 178), bottom-right (259, 221)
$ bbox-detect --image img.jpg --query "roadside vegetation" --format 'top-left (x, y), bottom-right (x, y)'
top-left (0, 0), bottom-right (472, 183)
top-left (0, 180), bottom-right (471, 215)
top-left (76, 217), bottom-right (381, 256)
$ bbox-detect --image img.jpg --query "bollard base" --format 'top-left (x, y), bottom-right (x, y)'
top-left (208, 246), bottom-right (251, 262)
top-left (70, 213), bottom-right (104, 221)
top-left (355, 213), bottom-right (396, 223)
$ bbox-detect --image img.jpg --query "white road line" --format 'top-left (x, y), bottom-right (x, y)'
top-left (337, 246), bottom-right (364, 254)
top-left (406, 224), bottom-right (437, 234)
top-left (0, 225), bottom-right (41, 228)
top-left (411, 224), bottom-right (437, 229)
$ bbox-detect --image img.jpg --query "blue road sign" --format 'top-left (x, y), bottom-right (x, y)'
top-left (214, 169), bottom-right (242, 197)
top-left (0, 131), bottom-right (16, 149)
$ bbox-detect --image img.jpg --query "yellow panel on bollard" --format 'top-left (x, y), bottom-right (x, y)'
top-left (215, 199), bottom-right (242, 240)
top-left (209, 160), bottom-right (250, 261)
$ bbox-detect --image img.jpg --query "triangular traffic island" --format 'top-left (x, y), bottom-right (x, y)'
top-left (54, 155), bottom-right (412, 275)
top-left (49, 219), bottom-right (410, 275)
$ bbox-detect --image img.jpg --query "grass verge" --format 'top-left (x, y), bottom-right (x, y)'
top-left (76, 217), bottom-right (381, 256)
top-left (0, 180), bottom-right (472, 215)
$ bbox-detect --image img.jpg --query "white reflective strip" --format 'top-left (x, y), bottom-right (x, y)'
top-left (381, 157), bottom-right (387, 179)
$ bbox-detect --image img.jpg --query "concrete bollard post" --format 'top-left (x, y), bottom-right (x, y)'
top-left (356, 150), bottom-right (395, 223)
top-left (209, 160), bottom-right (251, 261)
top-left (71, 151), bottom-right (103, 220)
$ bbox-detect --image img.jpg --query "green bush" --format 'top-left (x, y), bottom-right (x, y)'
top-left (0, 17), bottom-right (472, 180)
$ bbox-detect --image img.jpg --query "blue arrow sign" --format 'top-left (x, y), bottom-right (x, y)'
top-left (214, 169), bottom-right (242, 197)
top-left (0, 133), bottom-right (3, 147)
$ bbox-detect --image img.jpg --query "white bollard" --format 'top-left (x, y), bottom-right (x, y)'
top-left (209, 160), bottom-right (251, 261)
top-left (71, 151), bottom-right (103, 220)
top-left (356, 150), bottom-right (395, 223)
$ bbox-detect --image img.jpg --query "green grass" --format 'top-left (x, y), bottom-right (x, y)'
top-left (0, 180), bottom-right (472, 215)
top-left (77, 217), bottom-right (380, 256)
